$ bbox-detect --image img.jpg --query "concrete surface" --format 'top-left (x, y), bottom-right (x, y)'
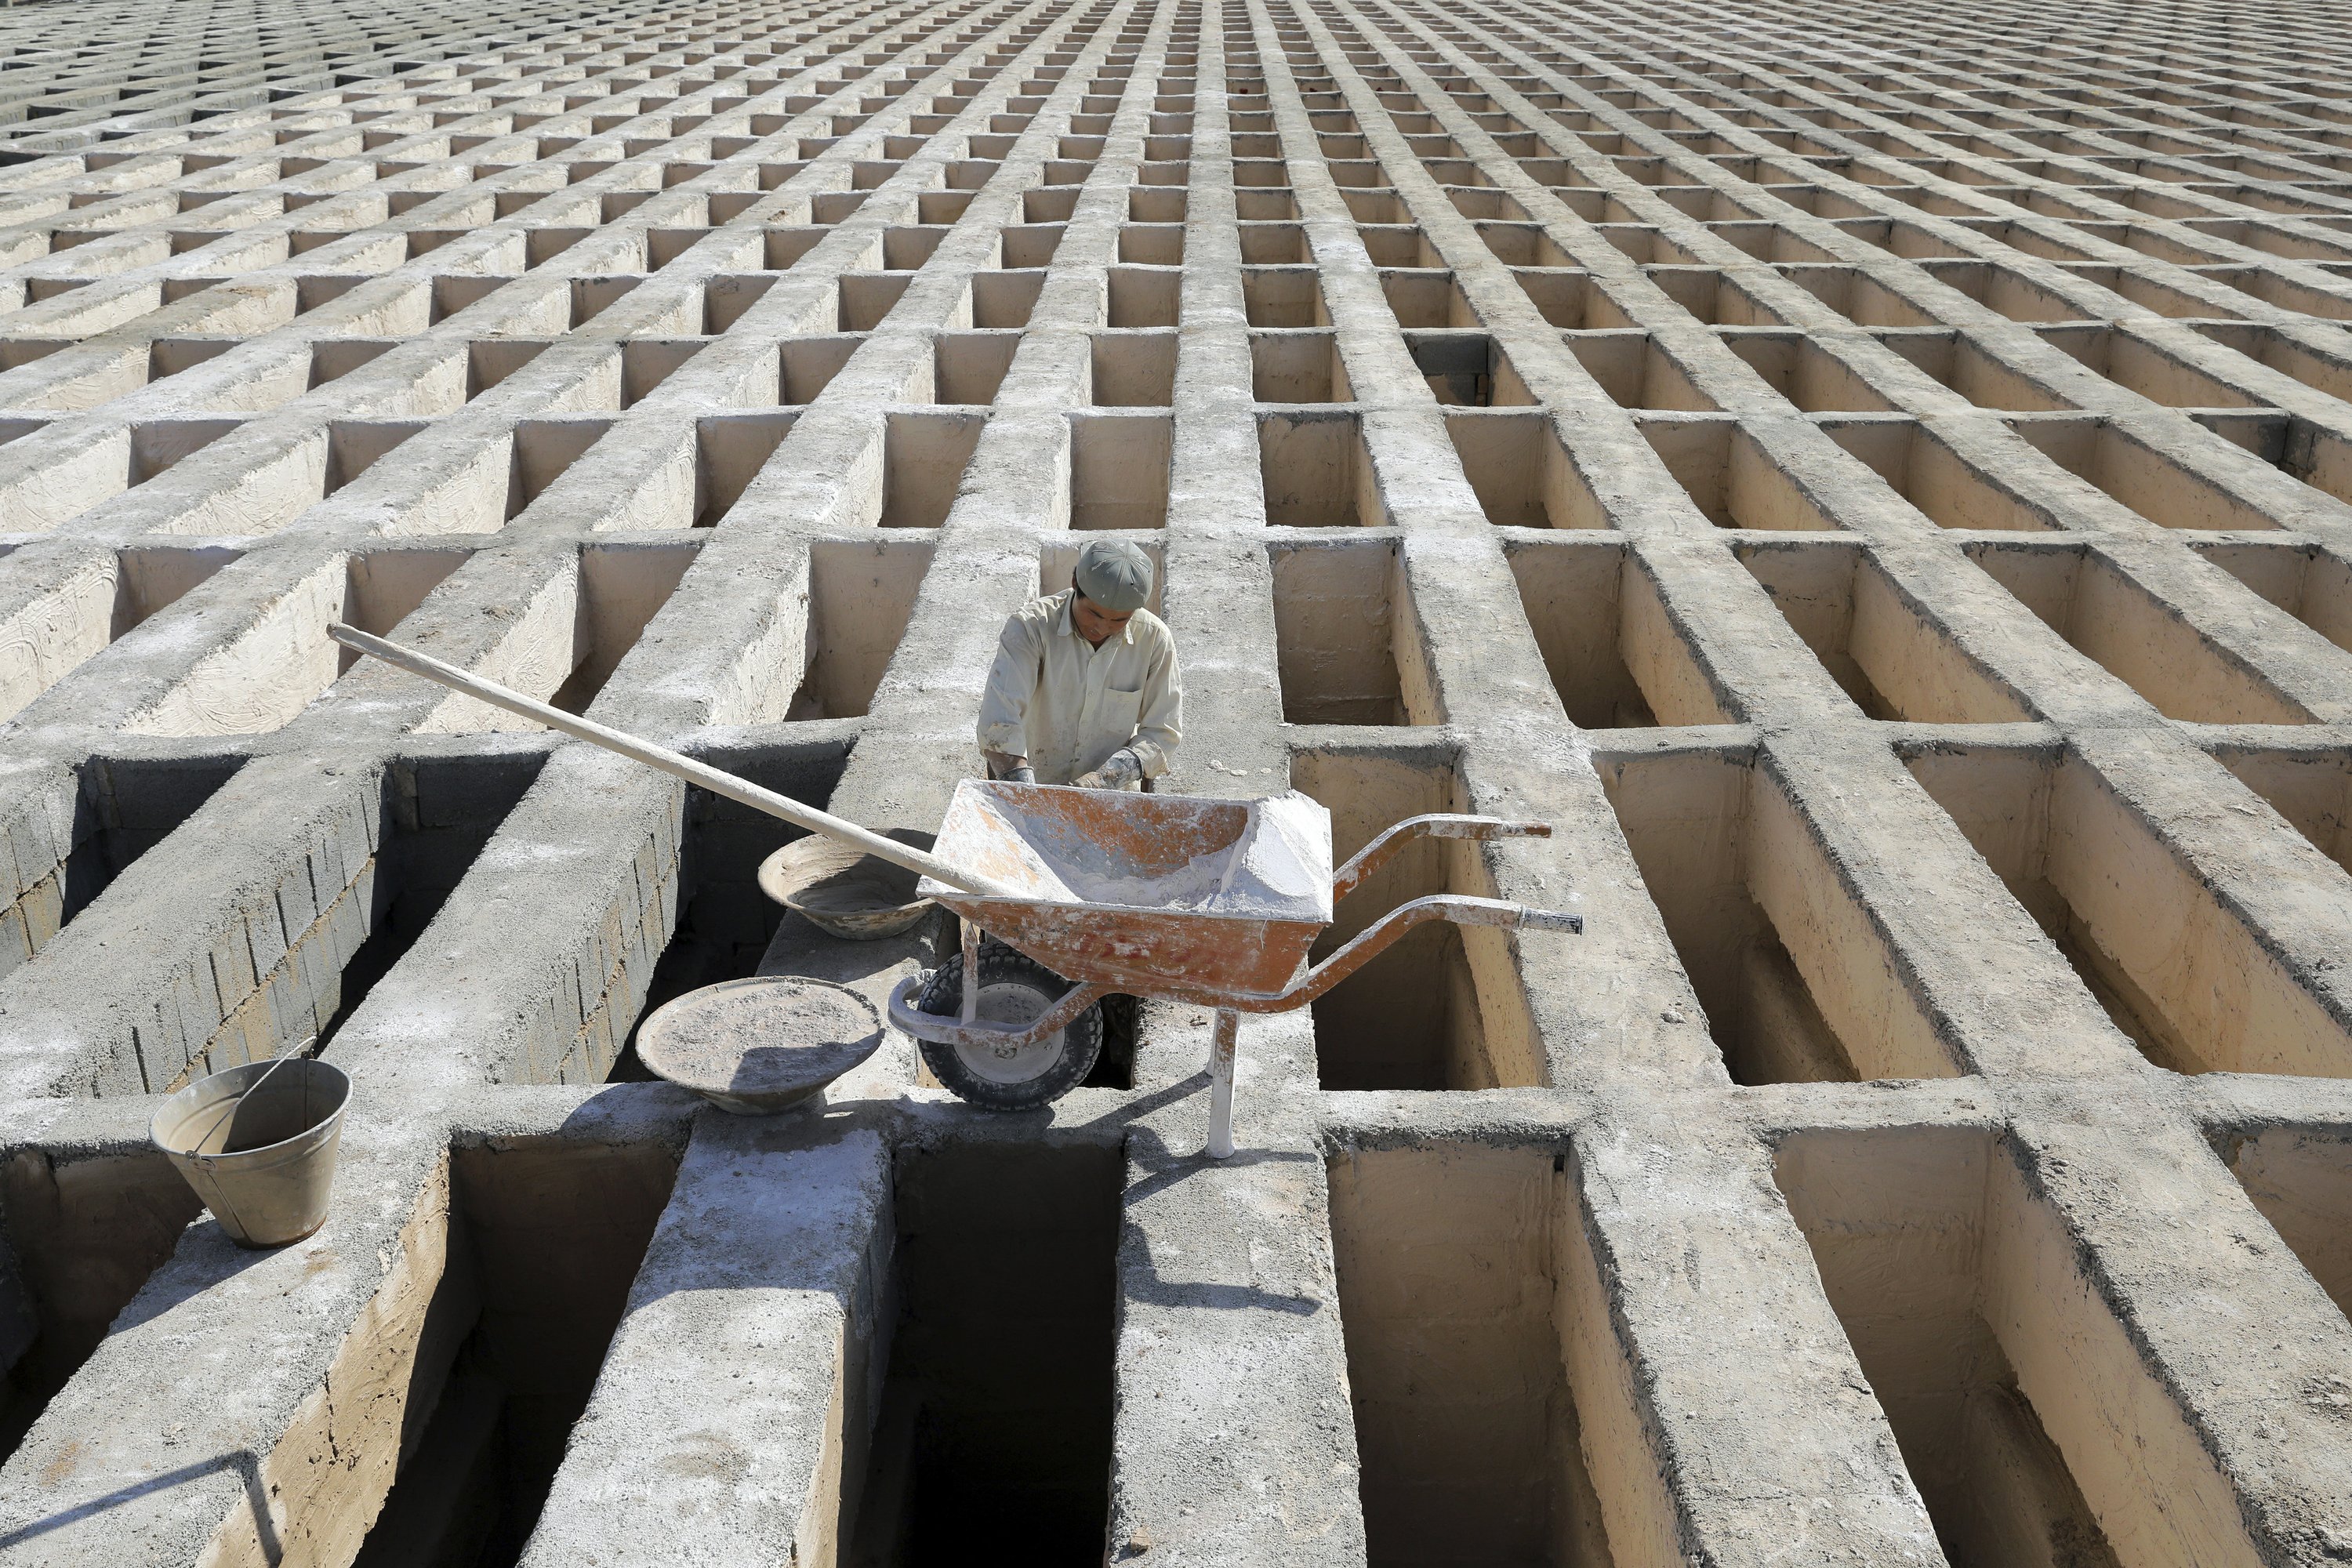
top-left (2, 0), bottom-right (2352, 1563)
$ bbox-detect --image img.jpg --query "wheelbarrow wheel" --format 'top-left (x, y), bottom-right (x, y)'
top-left (913, 946), bottom-right (1102, 1110)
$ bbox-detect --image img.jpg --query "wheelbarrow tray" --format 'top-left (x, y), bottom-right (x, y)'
top-left (916, 780), bottom-right (1334, 998)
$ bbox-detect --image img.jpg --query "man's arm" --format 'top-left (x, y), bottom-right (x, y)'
top-left (1124, 628), bottom-right (1183, 779)
top-left (975, 613), bottom-right (1041, 771)
top-left (982, 751), bottom-right (1034, 783)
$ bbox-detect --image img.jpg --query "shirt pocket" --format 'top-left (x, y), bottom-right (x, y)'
top-left (1099, 685), bottom-right (1143, 733)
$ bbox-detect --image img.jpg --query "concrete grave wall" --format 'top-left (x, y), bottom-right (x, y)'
top-left (0, 0), bottom-right (2350, 1563)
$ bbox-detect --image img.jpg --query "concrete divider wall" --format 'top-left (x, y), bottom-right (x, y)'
top-left (2, 0), bottom-right (2352, 1563)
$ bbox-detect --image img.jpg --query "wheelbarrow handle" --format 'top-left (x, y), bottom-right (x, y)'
top-left (1332, 814), bottom-right (1554, 902)
top-left (982, 894), bottom-right (1586, 1017)
top-left (326, 622), bottom-right (1015, 898)
top-left (1220, 895), bottom-right (1584, 1013)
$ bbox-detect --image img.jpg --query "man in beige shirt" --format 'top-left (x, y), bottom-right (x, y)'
top-left (977, 539), bottom-right (1183, 789)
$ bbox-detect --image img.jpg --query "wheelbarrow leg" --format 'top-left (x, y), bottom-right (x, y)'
top-left (1206, 1009), bottom-right (1239, 1160)
top-left (958, 917), bottom-right (980, 1025)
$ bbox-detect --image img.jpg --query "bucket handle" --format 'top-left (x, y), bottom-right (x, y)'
top-left (190, 1036), bottom-right (314, 1153)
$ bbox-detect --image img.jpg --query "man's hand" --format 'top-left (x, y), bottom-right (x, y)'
top-left (984, 750), bottom-right (1036, 784)
top-left (1074, 748), bottom-right (1143, 790)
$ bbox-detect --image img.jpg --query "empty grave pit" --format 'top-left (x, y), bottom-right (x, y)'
top-left (123, 540), bottom-right (689, 739)
top-left (147, 335), bottom-right (411, 415)
top-left (1864, 329), bottom-right (2073, 413)
top-left (1243, 263), bottom-right (1331, 328)
top-left (428, 337), bottom-right (706, 418)
top-left (12, 746), bottom-right (538, 1094)
top-left (1405, 332), bottom-right (1537, 408)
top-left (348, 1135), bottom-right (682, 1567)
top-left (1503, 536), bottom-right (1736, 728)
top-left (2023, 324), bottom-right (2250, 410)
top-left (503, 417), bottom-right (617, 521)
top-left (784, 536), bottom-right (935, 720)
top-left (125, 417), bottom-right (246, 487)
top-left (1068, 410), bottom-right (1171, 529)
top-left (1819, 416), bottom-right (2063, 532)
top-left (0, 753), bottom-right (239, 983)
top-left (1632, 415), bottom-right (1850, 531)
top-left (0, 544), bottom-right (236, 724)
top-left (1089, 328), bottom-right (1176, 406)
top-left (1737, 540), bottom-right (2034, 722)
top-left (0, 1138), bottom-right (205, 1464)
top-left (2191, 539), bottom-right (2352, 655)
top-left (1291, 746), bottom-right (1541, 1090)
top-left (689, 410), bottom-right (803, 528)
top-left (1622, 266), bottom-right (1785, 330)
top-left (778, 335), bottom-right (862, 404)
top-left (1251, 328), bottom-right (1352, 402)
top-left (837, 271), bottom-right (913, 332)
top-left (1268, 537), bottom-right (1434, 727)
top-left (2002, 414), bottom-right (2287, 533)
top-left (1327, 1144), bottom-right (1617, 1568)
top-left (1508, 267), bottom-right (1604, 329)
top-left (1713, 330), bottom-right (1893, 413)
top-left (120, 549), bottom-right (465, 737)
top-left (1962, 542), bottom-right (2314, 724)
top-left (1381, 267), bottom-right (1479, 330)
top-left (1904, 743), bottom-right (2352, 1076)
top-left (2223, 1124), bottom-right (2352, 1326)
top-left (1776, 1127), bottom-right (2251, 1568)
top-left (0, 417), bottom-right (422, 538)
top-left (1105, 263), bottom-right (1178, 328)
top-left (928, 329), bottom-right (1018, 405)
top-left (1563, 329), bottom-right (1719, 412)
top-left (2214, 742), bottom-right (2352, 880)
top-left (875, 410), bottom-right (987, 530)
top-left (845, 1142), bottom-right (1120, 1567)
top-left (1598, 748), bottom-right (1958, 1083)
top-left (412, 543), bottom-right (699, 733)
top-left (1444, 410), bottom-right (1607, 530)
top-left (294, 750), bottom-right (540, 1051)
top-left (1259, 409), bottom-right (1385, 527)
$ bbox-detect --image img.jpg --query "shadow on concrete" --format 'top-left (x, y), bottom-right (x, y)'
top-left (0, 1446), bottom-right (281, 1561)
top-left (1117, 1120), bottom-right (1323, 1316)
top-left (110, 1220), bottom-right (276, 1337)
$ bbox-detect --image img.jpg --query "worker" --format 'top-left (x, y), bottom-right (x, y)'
top-left (977, 538), bottom-right (1182, 789)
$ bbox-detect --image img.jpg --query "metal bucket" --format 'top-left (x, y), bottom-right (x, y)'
top-left (151, 1058), bottom-right (352, 1248)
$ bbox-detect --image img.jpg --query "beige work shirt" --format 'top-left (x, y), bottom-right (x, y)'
top-left (976, 590), bottom-right (1182, 785)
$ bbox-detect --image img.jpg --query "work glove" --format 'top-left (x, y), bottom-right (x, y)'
top-left (1006, 764), bottom-right (1036, 784)
top-left (1074, 748), bottom-right (1143, 791)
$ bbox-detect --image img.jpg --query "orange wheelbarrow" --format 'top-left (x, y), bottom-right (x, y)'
top-left (887, 780), bottom-right (1581, 1155)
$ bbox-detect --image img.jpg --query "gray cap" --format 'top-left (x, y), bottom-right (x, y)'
top-left (1073, 539), bottom-right (1153, 613)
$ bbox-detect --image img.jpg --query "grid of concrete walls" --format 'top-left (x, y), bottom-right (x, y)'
top-left (2, 0), bottom-right (2352, 1561)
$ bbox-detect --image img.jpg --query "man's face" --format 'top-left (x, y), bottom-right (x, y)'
top-left (1070, 583), bottom-right (1134, 646)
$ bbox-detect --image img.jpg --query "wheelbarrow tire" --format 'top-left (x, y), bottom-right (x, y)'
top-left (913, 947), bottom-right (1103, 1110)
